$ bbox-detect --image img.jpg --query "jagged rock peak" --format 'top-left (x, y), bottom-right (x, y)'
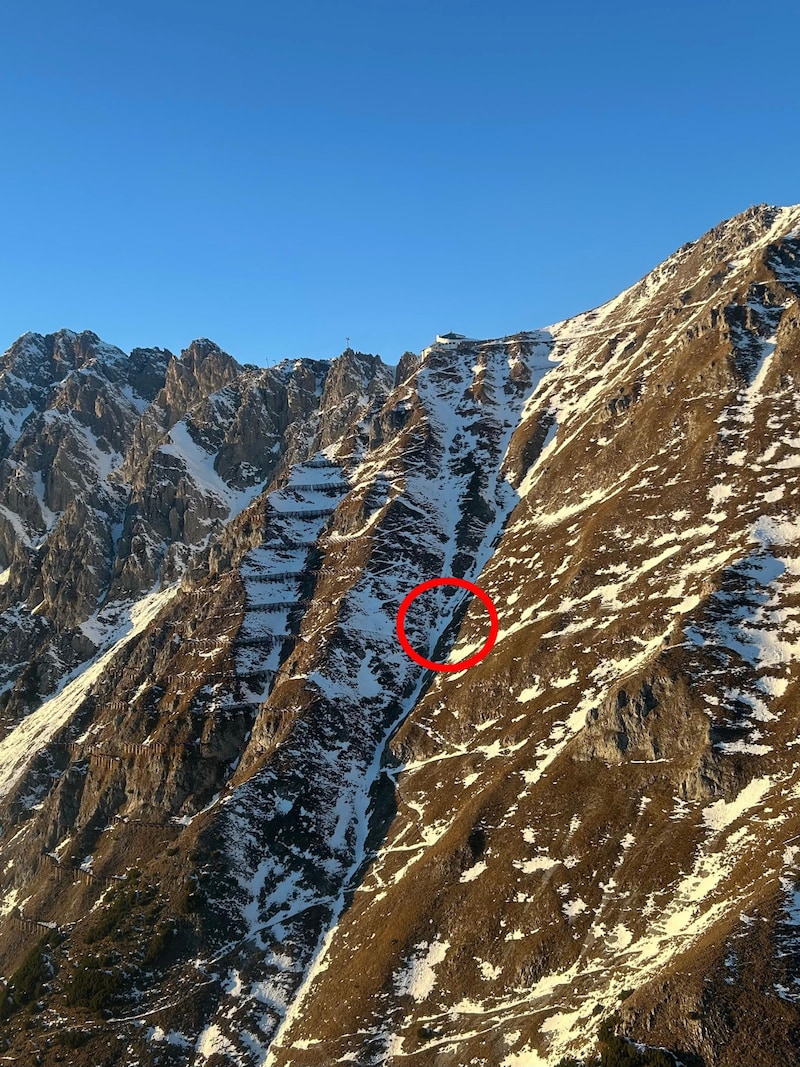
top-left (171, 337), bottom-right (241, 389)
top-left (0, 328), bottom-right (126, 380)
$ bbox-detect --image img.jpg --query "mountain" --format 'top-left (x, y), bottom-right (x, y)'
top-left (0, 203), bottom-right (799, 1066)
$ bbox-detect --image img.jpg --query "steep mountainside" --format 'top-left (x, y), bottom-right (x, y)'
top-left (0, 204), bottom-right (799, 1066)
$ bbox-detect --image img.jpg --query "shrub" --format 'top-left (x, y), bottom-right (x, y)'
top-left (64, 957), bottom-right (121, 1012)
top-left (55, 1029), bottom-right (92, 1049)
top-left (0, 934), bottom-right (55, 1018)
top-left (84, 881), bottom-right (155, 944)
top-left (177, 881), bottom-right (204, 914)
top-left (142, 923), bottom-right (174, 965)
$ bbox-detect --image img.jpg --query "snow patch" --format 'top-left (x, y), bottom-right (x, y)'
top-left (394, 939), bottom-right (450, 1002)
top-left (702, 777), bottom-right (774, 832)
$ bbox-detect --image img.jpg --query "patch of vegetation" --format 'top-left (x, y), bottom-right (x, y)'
top-left (142, 921), bottom-right (175, 965)
top-left (64, 955), bottom-right (122, 1012)
top-left (0, 933), bottom-right (60, 1019)
top-left (556, 1016), bottom-right (676, 1066)
top-left (177, 877), bottom-right (204, 914)
top-left (84, 879), bottom-right (158, 944)
top-left (55, 1028), bottom-right (92, 1049)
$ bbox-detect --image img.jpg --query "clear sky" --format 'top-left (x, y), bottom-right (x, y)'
top-left (1, 0), bottom-right (799, 367)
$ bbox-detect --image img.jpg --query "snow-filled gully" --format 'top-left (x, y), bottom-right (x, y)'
top-left (193, 341), bottom-right (564, 1065)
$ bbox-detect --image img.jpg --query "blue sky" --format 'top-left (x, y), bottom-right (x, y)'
top-left (1, 0), bottom-right (799, 367)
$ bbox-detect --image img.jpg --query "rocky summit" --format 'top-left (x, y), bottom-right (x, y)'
top-left (0, 204), bottom-right (799, 1066)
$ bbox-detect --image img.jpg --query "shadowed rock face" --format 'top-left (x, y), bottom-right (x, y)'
top-left (0, 205), bottom-right (800, 1066)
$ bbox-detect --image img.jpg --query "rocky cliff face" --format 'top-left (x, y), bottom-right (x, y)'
top-left (0, 205), bottom-right (800, 1066)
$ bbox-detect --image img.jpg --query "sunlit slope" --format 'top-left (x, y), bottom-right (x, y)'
top-left (0, 206), bottom-right (799, 1067)
top-left (269, 204), bottom-right (800, 1067)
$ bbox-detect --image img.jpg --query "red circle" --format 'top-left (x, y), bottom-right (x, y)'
top-left (396, 577), bottom-right (499, 672)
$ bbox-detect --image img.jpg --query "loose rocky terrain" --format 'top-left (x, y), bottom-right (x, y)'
top-left (0, 204), bottom-right (799, 1065)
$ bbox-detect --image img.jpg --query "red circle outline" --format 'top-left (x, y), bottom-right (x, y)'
top-left (396, 577), bottom-right (499, 672)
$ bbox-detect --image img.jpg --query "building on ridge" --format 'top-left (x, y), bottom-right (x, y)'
top-left (421, 332), bottom-right (475, 358)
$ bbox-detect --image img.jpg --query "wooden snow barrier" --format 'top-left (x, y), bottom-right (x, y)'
top-left (112, 814), bottom-right (180, 830)
top-left (244, 599), bottom-right (310, 611)
top-left (186, 669), bottom-right (224, 680)
top-left (88, 752), bottom-right (122, 771)
top-left (241, 564), bottom-right (357, 582)
top-left (235, 637), bottom-right (284, 649)
top-left (67, 741), bottom-right (169, 764)
top-left (273, 506), bottom-right (335, 519)
top-left (201, 700), bottom-right (255, 714)
top-left (8, 913), bottom-right (61, 936)
top-left (303, 457), bottom-right (340, 469)
top-left (234, 633), bottom-right (291, 648)
top-left (42, 854), bottom-right (116, 887)
top-left (288, 481), bottom-right (350, 492)
top-left (250, 570), bottom-right (305, 582)
top-left (117, 741), bottom-right (169, 757)
top-left (184, 636), bottom-right (227, 650)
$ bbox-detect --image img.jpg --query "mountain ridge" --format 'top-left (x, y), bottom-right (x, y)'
top-left (0, 202), bottom-right (799, 1065)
